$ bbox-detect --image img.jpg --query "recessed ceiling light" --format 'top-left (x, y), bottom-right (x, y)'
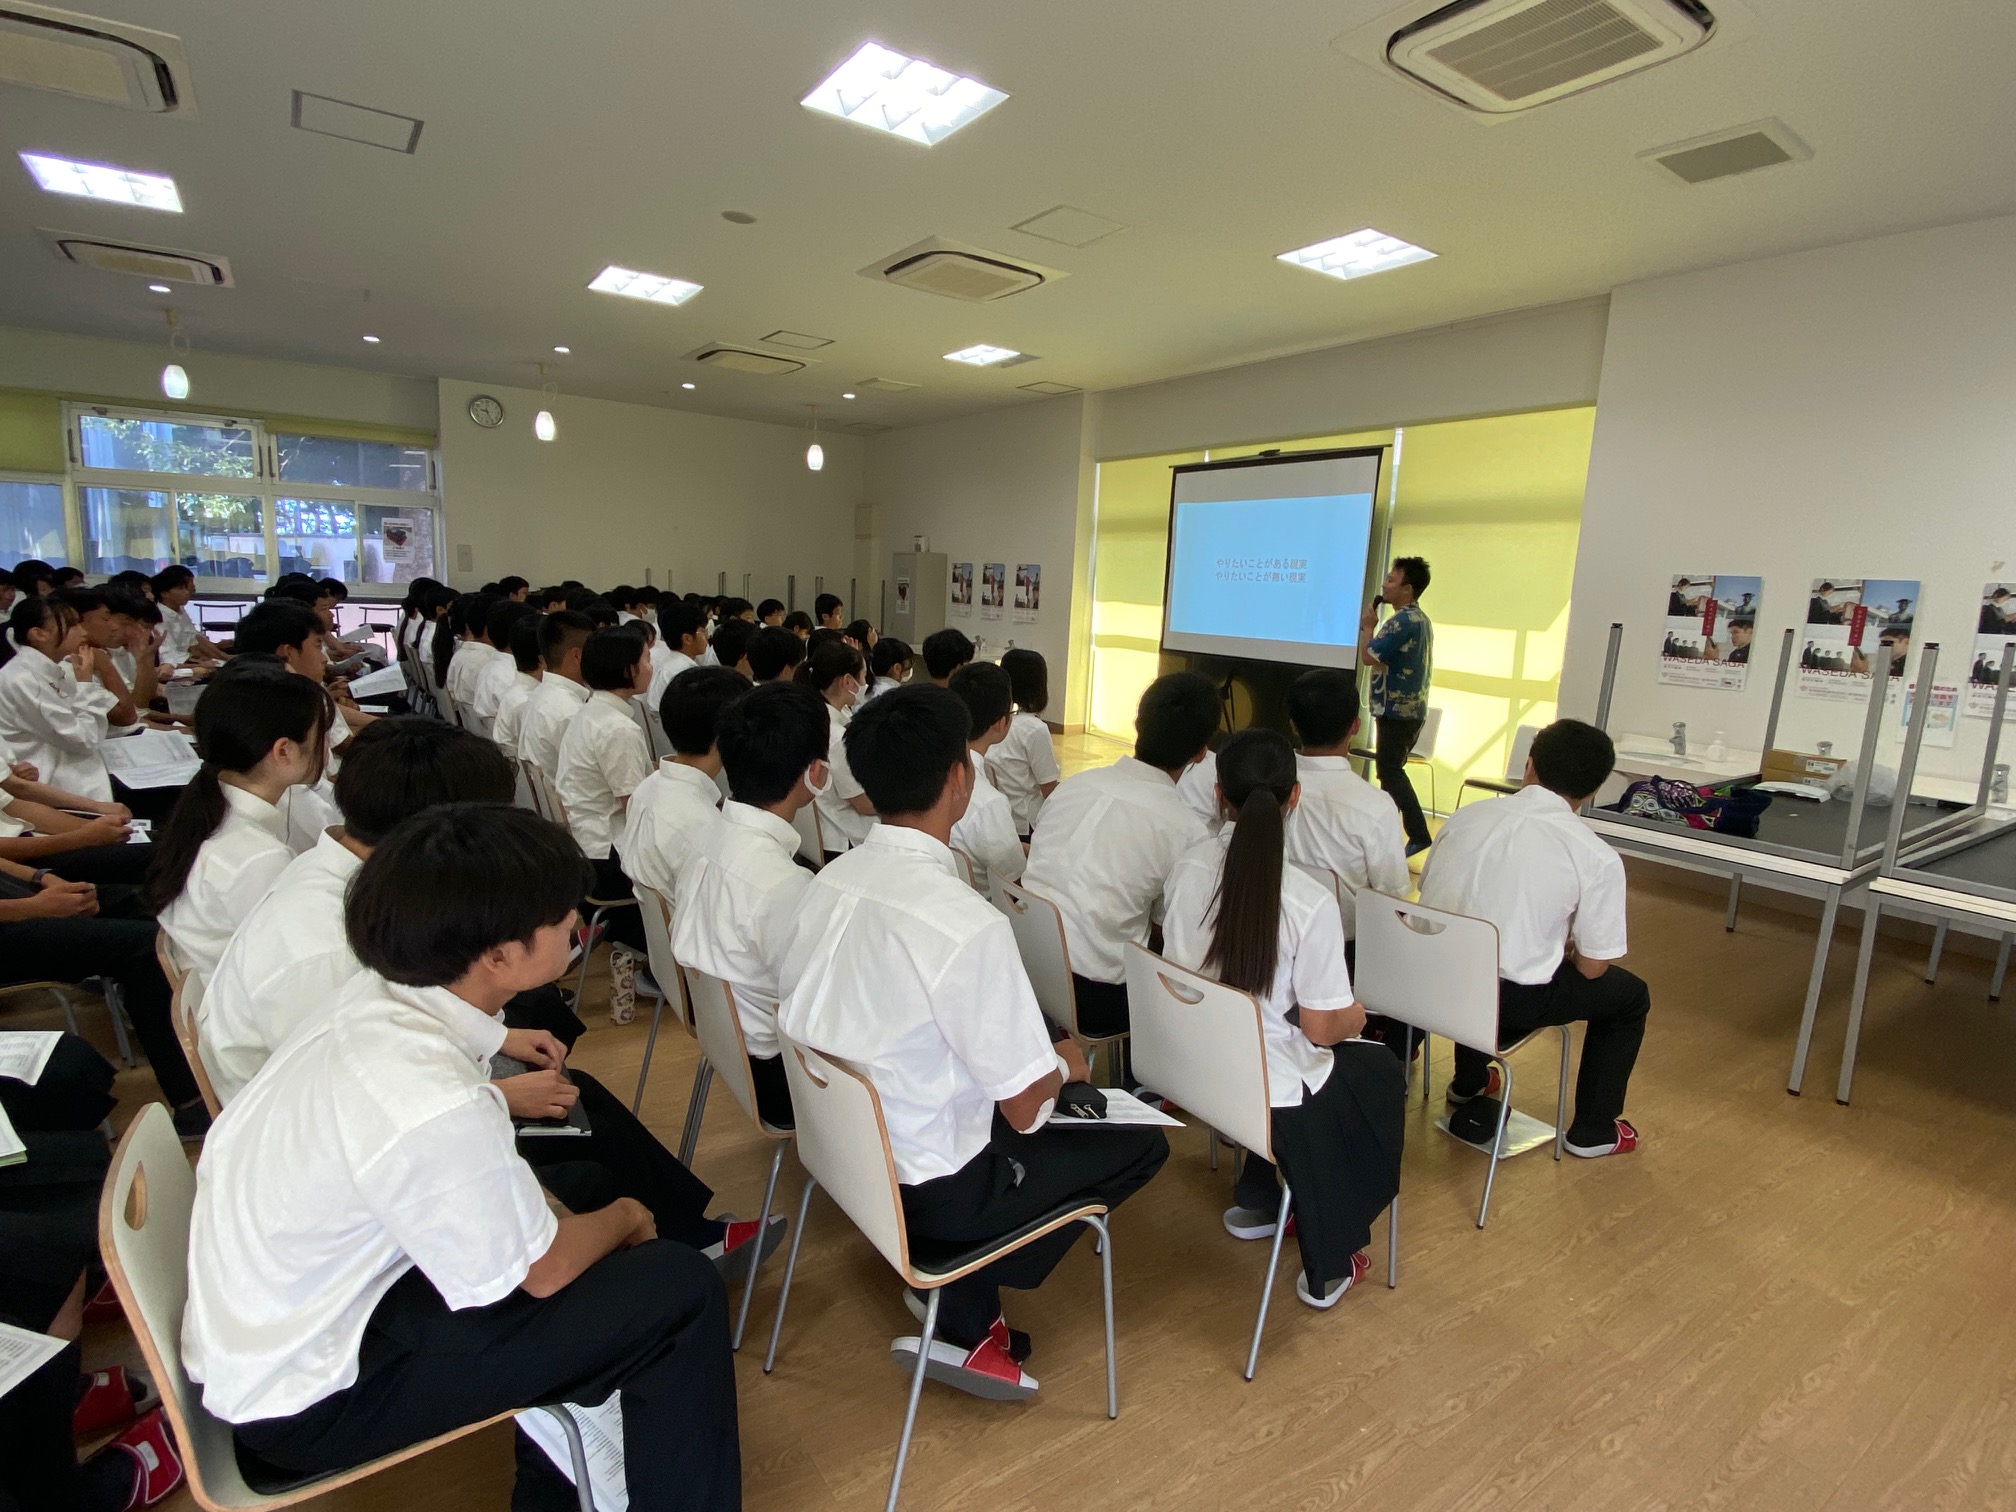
top-left (842, 392), bottom-right (856, 399)
top-left (1277, 227), bottom-right (1436, 282)
top-left (944, 343), bottom-right (1020, 366)
top-left (20, 152), bottom-right (181, 211)
top-left (552, 345), bottom-right (570, 354)
top-left (361, 334), bottom-right (380, 344)
top-left (801, 42), bottom-right (1007, 147)
top-left (587, 264), bottom-right (702, 306)
top-left (680, 382), bottom-right (696, 390)
top-left (147, 283), bottom-right (171, 294)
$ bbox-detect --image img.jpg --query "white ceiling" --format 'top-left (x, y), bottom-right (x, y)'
top-left (0, 0), bottom-right (2011, 431)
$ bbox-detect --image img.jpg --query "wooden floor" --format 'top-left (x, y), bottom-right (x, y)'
top-left (87, 733), bottom-right (2016, 1509)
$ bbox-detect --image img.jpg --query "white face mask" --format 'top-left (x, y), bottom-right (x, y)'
top-left (803, 763), bottom-right (830, 797)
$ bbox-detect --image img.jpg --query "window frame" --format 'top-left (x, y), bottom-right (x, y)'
top-left (0, 470), bottom-right (74, 572)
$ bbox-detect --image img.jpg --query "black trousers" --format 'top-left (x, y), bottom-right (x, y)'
top-left (748, 1053), bottom-right (795, 1131)
top-left (42, 841), bottom-right (154, 888)
top-left (1232, 1045), bottom-right (1408, 1292)
top-left (1450, 961), bottom-right (1652, 1146)
top-left (235, 1244), bottom-right (740, 1512)
top-left (588, 853), bottom-right (648, 955)
top-left (110, 777), bottom-right (185, 825)
top-left (899, 1113), bottom-right (1169, 1349)
top-left (1071, 973), bottom-right (1130, 1038)
top-left (1373, 717), bottom-right (1431, 849)
top-left (0, 1032), bottom-right (116, 1133)
top-left (516, 1070), bottom-right (719, 1248)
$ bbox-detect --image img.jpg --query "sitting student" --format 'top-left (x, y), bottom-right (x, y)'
top-left (782, 609), bottom-right (814, 640)
top-left (445, 592), bottom-right (504, 712)
top-left (50, 567), bottom-right (83, 591)
top-left (746, 625), bottom-right (806, 684)
top-left (988, 648), bottom-right (1061, 835)
top-left (1176, 740), bottom-right (1224, 835)
top-left (0, 596), bottom-right (119, 803)
top-left (436, 592), bottom-right (488, 705)
top-left (151, 565), bottom-right (225, 668)
top-left (12, 559), bottom-right (56, 598)
top-left (0, 567), bottom-right (15, 616)
top-left (671, 683), bottom-right (830, 1129)
top-left (415, 584), bottom-right (456, 665)
top-left (1282, 667), bottom-right (1410, 918)
top-left (519, 609), bottom-right (595, 780)
top-left (635, 584), bottom-right (661, 625)
top-left (608, 585), bottom-right (643, 624)
top-left (234, 596), bottom-right (377, 754)
top-left (314, 579), bottom-right (387, 677)
top-left (497, 574), bottom-right (531, 603)
top-left (814, 592), bottom-right (845, 631)
top-left (61, 587), bottom-right (157, 731)
top-left (0, 776), bottom-right (148, 886)
top-left (721, 597), bottom-right (756, 624)
top-left (778, 686), bottom-right (1169, 1399)
top-left (946, 663), bottom-right (1027, 888)
top-left (1418, 719), bottom-right (1647, 1157)
top-left (644, 599), bottom-right (709, 708)
top-left (708, 616), bottom-right (757, 679)
top-left (843, 618), bottom-right (877, 652)
top-left (146, 658), bottom-right (330, 979)
top-left (182, 805), bottom-right (742, 1512)
top-left (491, 611), bottom-right (545, 763)
top-left (1022, 671), bottom-right (1218, 1037)
top-left (470, 600), bottom-right (537, 727)
top-left (921, 627), bottom-right (974, 687)
top-left (797, 641), bottom-right (875, 857)
top-left (862, 636), bottom-right (912, 703)
top-left (622, 665), bottom-right (748, 908)
top-left (396, 576), bottom-right (444, 657)
top-left (1162, 729), bottom-right (1407, 1308)
top-left (756, 597), bottom-right (785, 627)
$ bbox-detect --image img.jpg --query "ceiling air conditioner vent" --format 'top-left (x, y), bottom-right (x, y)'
top-left (43, 230), bottom-right (232, 285)
top-left (0, 3), bottom-right (196, 112)
top-left (1641, 118), bottom-right (1809, 184)
top-left (853, 377), bottom-right (920, 394)
top-left (682, 343), bottom-right (809, 375)
top-left (1387, 0), bottom-right (1713, 113)
top-left (861, 236), bottom-right (1066, 303)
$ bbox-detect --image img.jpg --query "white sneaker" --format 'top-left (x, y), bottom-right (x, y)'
top-left (1295, 1251), bottom-right (1370, 1310)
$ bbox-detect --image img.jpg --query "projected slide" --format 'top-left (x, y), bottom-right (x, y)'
top-left (1162, 452), bottom-right (1382, 668)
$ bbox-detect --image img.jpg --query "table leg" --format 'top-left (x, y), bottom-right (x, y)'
top-left (1837, 895), bottom-right (1884, 1105)
top-left (1993, 935), bottom-right (2011, 1003)
top-left (1925, 918), bottom-right (1949, 985)
top-left (1725, 875), bottom-right (1743, 933)
top-left (1788, 885), bottom-right (1842, 1096)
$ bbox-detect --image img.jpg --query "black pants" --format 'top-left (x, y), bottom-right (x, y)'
top-left (588, 854), bottom-right (648, 956)
top-left (1373, 717), bottom-right (1431, 849)
top-left (1450, 961), bottom-right (1651, 1146)
top-left (1233, 1045), bottom-right (1408, 1292)
top-left (516, 1070), bottom-right (719, 1247)
top-left (748, 1053), bottom-right (795, 1131)
top-left (1072, 973), bottom-right (1130, 1038)
top-left (43, 842), bottom-right (154, 888)
top-left (899, 1113), bottom-right (1169, 1349)
top-left (110, 777), bottom-right (185, 825)
top-left (0, 1033), bottom-right (115, 1133)
top-left (235, 1244), bottom-right (740, 1512)
top-left (504, 985), bottom-right (588, 1050)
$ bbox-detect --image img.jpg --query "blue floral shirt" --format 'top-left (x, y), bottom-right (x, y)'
top-left (1368, 603), bottom-right (1433, 721)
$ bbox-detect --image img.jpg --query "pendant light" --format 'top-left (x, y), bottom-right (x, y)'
top-left (160, 308), bottom-right (190, 399)
top-left (533, 362), bottom-right (558, 442)
top-left (805, 403), bottom-right (824, 472)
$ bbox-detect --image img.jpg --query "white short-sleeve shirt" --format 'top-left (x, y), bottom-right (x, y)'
top-left (1176, 748), bottom-right (1223, 835)
top-left (491, 671), bottom-right (542, 762)
top-left (621, 758), bottom-right (722, 901)
top-left (984, 713), bottom-right (1061, 834)
top-left (1022, 757), bottom-right (1210, 985)
top-left (951, 751), bottom-right (1025, 888)
top-left (1162, 826), bottom-right (1355, 1105)
top-left (778, 825), bottom-right (1057, 1184)
top-left (161, 604), bottom-right (200, 666)
top-left (520, 675), bottom-right (590, 780)
top-left (670, 802), bottom-right (810, 1060)
top-left (555, 690), bottom-right (652, 860)
top-left (466, 648), bottom-right (518, 722)
top-left (444, 639), bottom-right (488, 705)
top-left (1416, 783), bottom-right (1629, 985)
top-left (182, 973), bottom-right (551, 1424)
top-left (645, 650), bottom-right (697, 712)
top-left (1285, 754), bottom-right (1412, 932)
top-left (813, 702), bottom-right (876, 851)
top-left (159, 784), bottom-right (302, 979)
top-left (0, 648), bottom-right (112, 801)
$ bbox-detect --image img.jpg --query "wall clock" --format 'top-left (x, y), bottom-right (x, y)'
top-left (467, 394), bottom-right (505, 429)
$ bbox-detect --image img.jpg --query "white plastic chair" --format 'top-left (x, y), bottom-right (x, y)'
top-left (632, 697), bottom-right (672, 763)
top-left (172, 971), bottom-right (224, 1119)
top-left (1124, 943), bottom-right (1396, 1379)
top-left (630, 882), bottom-right (696, 1125)
top-left (790, 797), bottom-right (826, 869)
top-left (522, 765), bottom-right (651, 1014)
top-left (434, 678), bottom-right (464, 730)
top-left (1457, 723), bottom-right (1539, 809)
top-left (762, 1041), bottom-right (1116, 1512)
top-left (98, 1103), bottom-right (595, 1511)
top-left (682, 966), bottom-right (794, 1349)
top-left (1353, 891), bottom-right (1569, 1228)
top-left (997, 876), bottom-right (1128, 1084)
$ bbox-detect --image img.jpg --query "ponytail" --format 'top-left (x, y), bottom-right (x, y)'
top-left (1203, 728), bottom-right (1298, 996)
top-left (0, 595), bottom-right (72, 669)
top-left (795, 639), bottom-right (863, 694)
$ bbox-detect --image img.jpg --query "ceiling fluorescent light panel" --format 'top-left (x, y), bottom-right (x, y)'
top-left (588, 264), bottom-right (702, 305)
top-left (1277, 227), bottom-right (1435, 282)
top-left (20, 151), bottom-right (180, 209)
top-left (802, 41), bottom-right (1006, 145)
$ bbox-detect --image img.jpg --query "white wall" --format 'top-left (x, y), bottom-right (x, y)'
top-left (0, 325), bottom-right (437, 430)
top-left (437, 378), bottom-right (863, 597)
top-left (1564, 215), bottom-right (2016, 784)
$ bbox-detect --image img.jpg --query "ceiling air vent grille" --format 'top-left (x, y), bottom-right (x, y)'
top-left (861, 236), bottom-right (1066, 303)
top-left (43, 230), bottom-right (231, 284)
top-left (1387, 0), bottom-right (1712, 113)
top-left (0, 3), bottom-right (196, 112)
top-left (683, 344), bottom-right (809, 375)
top-left (1642, 118), bottom-right (1809, 184)
top-left (854, 377), bottom-right (920, 394)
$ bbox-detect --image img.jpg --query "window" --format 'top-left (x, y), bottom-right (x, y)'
top-left (0, 478), bottom-right (68, 567)
top-left (275, 497), bottom-right (357, 579)
top-left (276, 434), bottom-right (432, 491)
top-left (78, 414), bottom-right (256, 478)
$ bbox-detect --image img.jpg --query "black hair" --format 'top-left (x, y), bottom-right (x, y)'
top-left (747, 625), bottom-right (807, 681)
top-left (55, 585), bottom-right (108, 616)
top-left (0, 594), bottom-right (76, 667)
top-left (710, 616), bottom-right (758, 672)
top-left (1285, 668), bottom-right (1360, 750)
top-left (869, 636), bottom-right (912, 689)
top-left (107, 568), bottom-right (153, 594)
top-left (538, 608), bottom-right (594, 671)
top-left (1135, 671), bottom-right (1221, 771)
top-left (232, 599), bottom-right (323, 658)
top-left (1529, 719), bottom-right (1615, 800)
top-left (607, 585), bottom-right (639, 611)
top-left (756, 598), bottom-right (785, 620)
top-left (783, 610), bottom-right (814, 635)
top-left (334, 717), bottom-right (515, 845)
top-left (1203, 728), bottom-right (1298, 997)
top-left (842, 683), bottom-right (971, 817)
top-left (318, 578), bottom-right (348, 601)
top-left (720, 596), bottom-right (753, 620)
top-left (581, 625), bottom-right (648, 691)
top-left (578, 599), bottom-right (620, 630)
top-left (844, 618), bottom-right (875, 646)
top-left (497, 575), bottom-right (529, 596)
top-left (922, 627), bottom-right (974, 680)
top-left (12, 559), bottom-right (55, 593)
top-left (718, 682), bottom-right (831, 809)
top-left (795, 639), bottom-right (863, 695)
top-left (659, 599), bottom-right (706, 647)
top-left (805, 626), bottom-right (844, 656)
top-left (485, 598), bottom-right (537, 654)
top-left (814, 592), bottom-right (843, 621)
top-left (104, 588), bottom-right (159, 626)
top-left (477, 581), bottom-right (500, 595)
top-left (661, 664), bottom-right (753, 757)
top-left (507, 610), bottom-right (544, 673)
top-left (999, 647), bottom-right (1049, 714)
top-left (268, 580), bottom-right (321, 607)
top-left (1393, 556), bottom-right (1431, 599)
top-left (948, 661), bottom-right (1013, 742)
top-left (142, 657), bottom-right (332, 911)
top-left (50, 566), bottom-right (82, 588)
top-left (346, 805), bottom-right (592, 987)
top-left (459, 592), bottom-right (502, 644)
top-left (150, 565), bottom-right (194, 597)
top-left (636, 585), bottom-right (660, 606)
top-left (537, 586), bottom-right (567, 608)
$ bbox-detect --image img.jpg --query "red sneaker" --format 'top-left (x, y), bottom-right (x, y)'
top-left (889, 1330), bottom-right (1039, 1402)
top-left (87, 1409), bottom-right (184, 1508)
top-left (1565, 1118), bottom-right (1640, 1158)
top-left (73, 1366), bottom-right (158, 1439)
top-left (701, 1215), bottom-right (787, 1278)
top-left (1296, 1250), bottom-right (1372, 1310)
top-left (1445, 1065), bottom-right (1504, 1105)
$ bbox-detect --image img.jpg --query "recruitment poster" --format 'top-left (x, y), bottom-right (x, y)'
top-left (1798, 577), bottom-right (1919, 703)
top-left (981, 562), bottom-right (1005, 620)
top-left (1966, 581), bottom-right (2016, 717)
top-left (1013, 563), bottom-right (1040, 622)
top-left (950, 561), bottom-right (973, 616)
top-left (378, 518), bottom-right (416, 565)
top-left (1657, 573), bottom-right (1762, 690)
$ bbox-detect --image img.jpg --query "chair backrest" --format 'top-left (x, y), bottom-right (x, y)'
top-left (520, 758), bottom-right (551, 820)
top-left (949, 845), bottom-right (980, 893)
top-left (779, 1040), bottom-right (913, 1279)
top-left (435, 679), bottom-right (463, 729)
top-left (172, 972), bottom-right (223, 1118)
top-left (1123, 943), bottom-right (1274, 1157)
top-left (525, 762), bottom-right (569, 827)
top-left (1415, 705), bottom-right (1444, 759)
top-left (463, 707), bottom-right (495, 741)
top-left (1329, 870), bottom-right (1360, 942)
top-left (790, 795), bottom-right (825, 866)
top-left (154, 927), bottom-right (189, 994)
top-left (633, 697), bottom-right (670, 763)
top-left (683, 965), bottom-right (772, 1131)
top-left (996, 876), bottom-right (1081, 1037)
top-left (1352, 890), bottom-right (1502, 1055)
top-left (1504, 723), bottom-right (1539, 783)
top-left (633, 883), bottom-right (692, 1029)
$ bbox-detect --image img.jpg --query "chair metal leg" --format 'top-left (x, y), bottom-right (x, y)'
top-left (100, 980), bottom-right (135, 1067)
top-left (677, 1061), bottom-right (713, 1169)
top-left (1926, 918), bottom-right (1950, 984)
top-left (1243, 1184), bottom-right (1293, 1382)
top-left (571, 904), bottom-right (612, 1011)
top-left (1552, 1026), bottom-right (1571, 1162)
top-left (630, 991), bottom-right (668, 1115)
top-left (1838, 895), bottom-right (1886, 1106)
top-left (1208, 1127), bottom-right (1219, 1171)
top-left (1788, 885), bottom-right (1844, 1095)
top-left (734, 1142), bottom-right (786, 1350)
top-left (1993, 934), bottom-right (2012, 1002)
top-left (1082, 1214), bottom-right (1118, 1419)
top-left (1725, 875), bottom-right (1743, 932)
top-left (1386, 1192), bottom-right (1400, 1288)
top-left (530, 1404), bottom-right (597, 1512)
top-left (1477, 1057), bottom-right (1515, 1229)
top-left (1419, 1032), bottom-right (1433, 1107)
top-left (886, 1287), bottom-right (939, 1512)
top-left (762, 1177), bottom-right (818, 1374)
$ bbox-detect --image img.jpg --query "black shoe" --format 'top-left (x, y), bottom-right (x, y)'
top-left (171, 1100), bottom-right (212, 1143)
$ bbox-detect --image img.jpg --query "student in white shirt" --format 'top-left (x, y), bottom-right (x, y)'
top-left (468, 600), bottom-right (536, 727)
top-left (491, 611), bottom-right (544, 763)
top-left (519, 610), bottom-right (595, 780)
top-left (672, 682), bottom-right (828, 1129)
top-left (395, 576), bottom-right (444, 659)
top-left (415, 584), bottom-right (455, 666)
top-left (798, 640), bottom-right (876, 857)
top-left (708, 617), bottom-right (757, 679)
top-left (988, 648), bottom-right (1060, 835)
top-left (813, 591), bottom-right (845, 632)
top-left (946, 662), bottom-right (1027, 889)
top-left (446, 592), bottom-right (505, 713)
top-left (1282, 667), bottom-right (1411, 915)
top-left (0, 596), bottom-right (119, 804)
top-left (1162, 729), bottom-right (1406, 1309)
top-left (778, 685), bottom-right (1168, 1399)
top-left (1022, 671), bottom-right (1219, 1039)
top-left (1418, 719), bottom-right (1647, 1158)
top-left (746, 625), bottom-right (806, 685)
top-left (644, 600), bottom-right (708, 708)
top-left (183, 805), bottom-right (742, 1512)
top-left (861, 635), bottom-right (912, 703)
top-left (437, 592), bottom-right (492, 707)
top-left (623, 665), bottom-right (748, 910)
top-left (146, 658), bottom-right (330, 979)
top-left (62, 586), bottom-right (158, 734)
top-left (150, 565), bottom-right (226, 668)
top-left (1176, 746), bottom-right (1222, 834)
top-left (920, 627), bottom-right (973, 687)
